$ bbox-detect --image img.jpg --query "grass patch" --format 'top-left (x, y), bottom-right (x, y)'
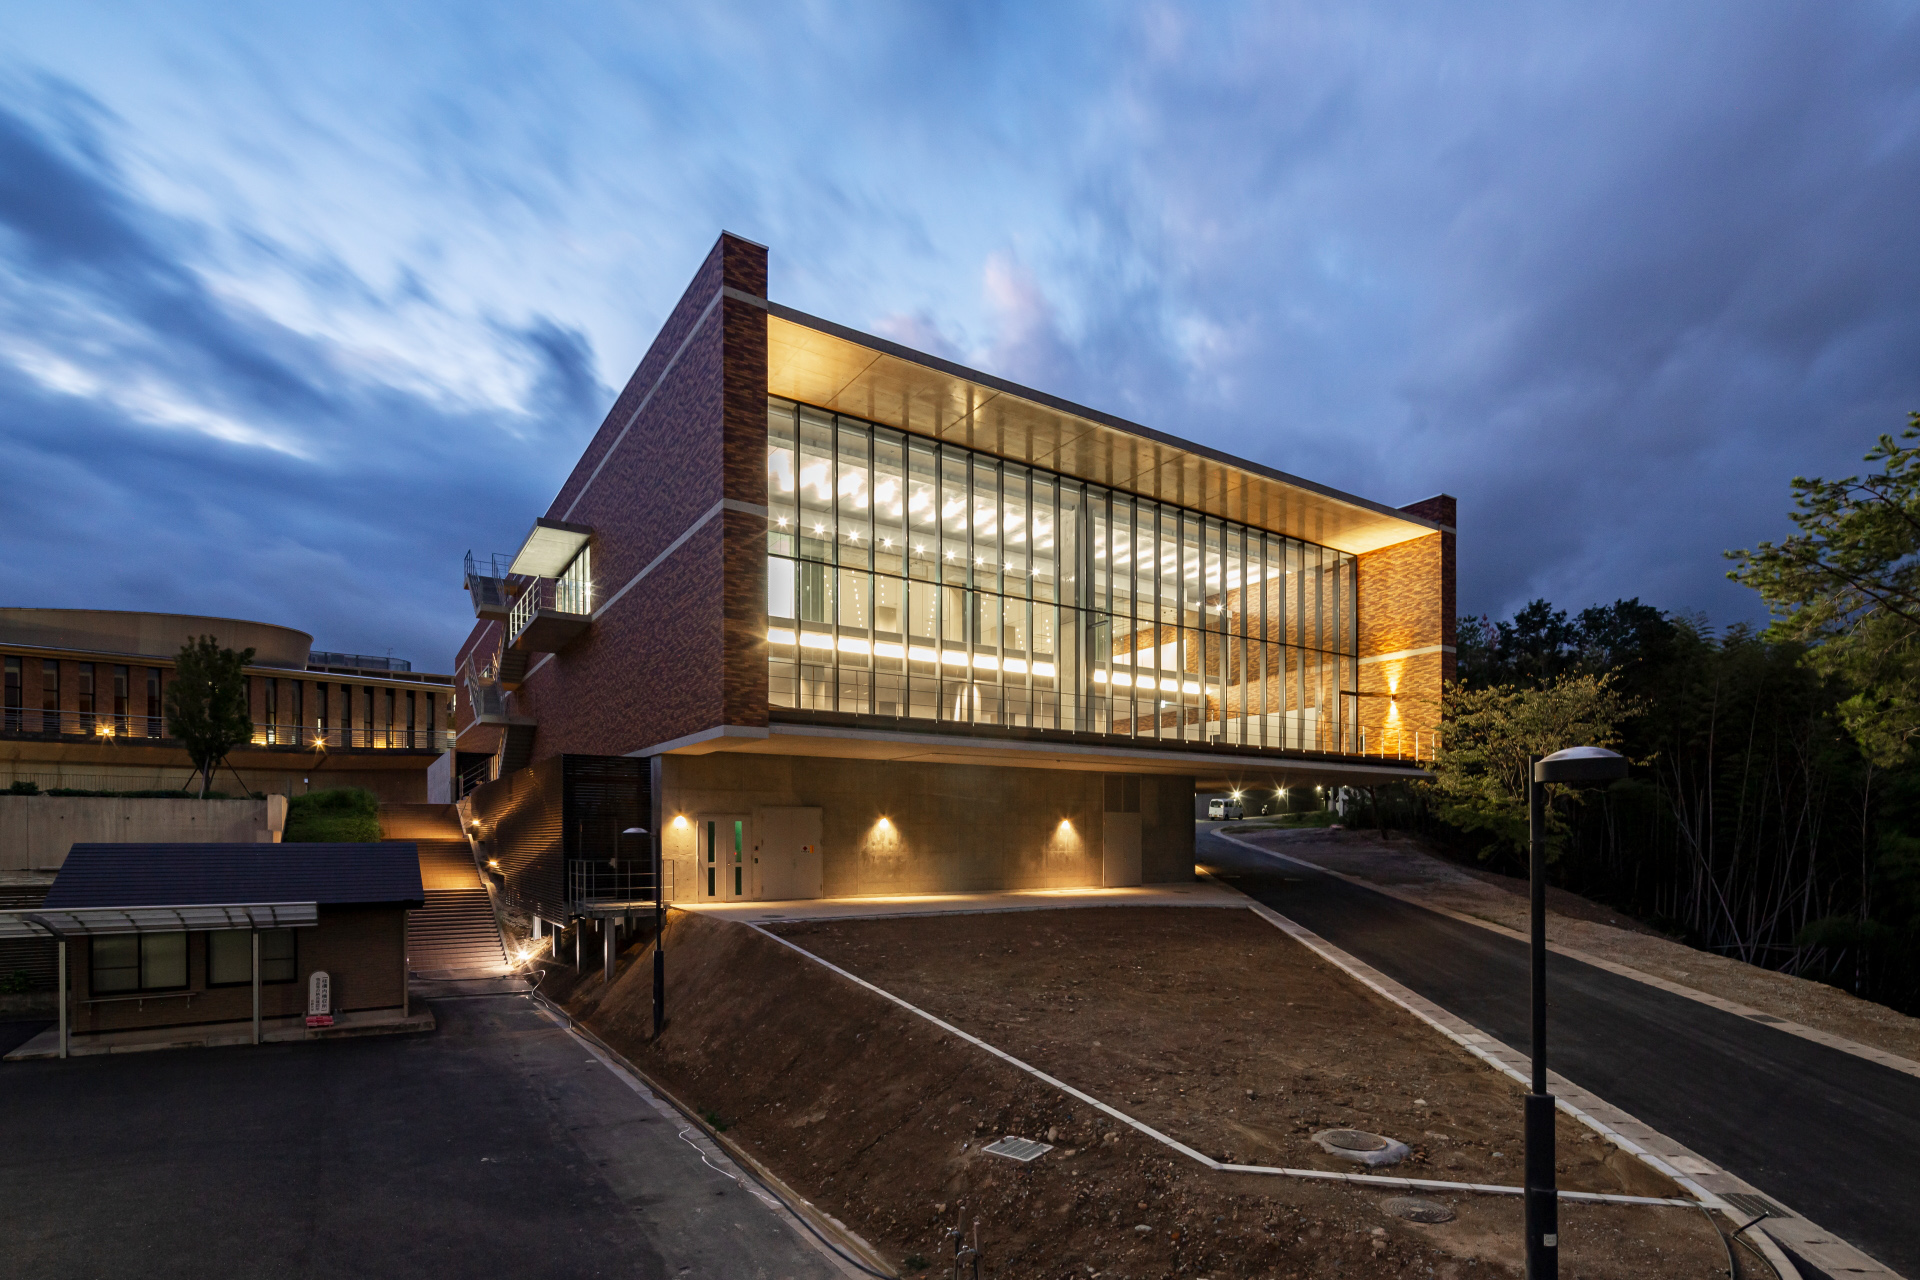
top-left (284, 787), bottom-right (381, 842)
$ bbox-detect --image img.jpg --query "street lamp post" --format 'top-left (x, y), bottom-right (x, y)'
top-left (624, 824), bottom-right (664, 1037)
top-left (1526, 746), bottom-right (1627, 1279)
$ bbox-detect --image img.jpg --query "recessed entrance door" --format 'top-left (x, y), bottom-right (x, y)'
top-left (698, 815), bottom-right (752, 901)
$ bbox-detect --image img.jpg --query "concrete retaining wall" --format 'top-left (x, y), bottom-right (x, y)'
top-left (0, 796), bottom-right (283, 871)
top-left (659, 753), bottom-right (1193, 899)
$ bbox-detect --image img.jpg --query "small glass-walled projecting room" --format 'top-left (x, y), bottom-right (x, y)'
top-left (765, 397), bottom-right (1365, 754)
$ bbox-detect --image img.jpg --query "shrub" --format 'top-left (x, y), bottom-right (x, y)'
top-left (284, 787), bottom-right (382, 843)
top-left (7, 780), bottom-right (39, 795)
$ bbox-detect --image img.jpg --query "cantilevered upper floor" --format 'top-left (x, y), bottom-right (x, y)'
top-left (453, 233), bottom-right (1454, 793)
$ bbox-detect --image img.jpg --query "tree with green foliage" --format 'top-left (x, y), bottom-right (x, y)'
top-left (164, 636), bottom-right (255, 797)
top-left (1426, 672), bottom-right (1637, 859)
top-left (1729, 413), bottom-right (1920, 767)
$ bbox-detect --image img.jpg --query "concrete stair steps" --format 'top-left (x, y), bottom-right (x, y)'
top-left (378, 803), bottom-right (465, 841)
top-left (412, 838), bottom-right (484, 890)
top-left (406, 858), bottom-right (508, 975)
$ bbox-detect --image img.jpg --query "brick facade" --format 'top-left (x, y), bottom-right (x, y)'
top-left (461, 234), bottom-right (770, 761)
top-left (1354, 495), bottom-right (1456, 758)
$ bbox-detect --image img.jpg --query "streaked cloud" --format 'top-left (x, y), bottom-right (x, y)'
top-left (0, 1), bottom-right (1916, 670)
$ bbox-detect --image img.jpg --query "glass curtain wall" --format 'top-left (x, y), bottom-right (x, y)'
top-left (765, 397), bottom-right (1362, 753)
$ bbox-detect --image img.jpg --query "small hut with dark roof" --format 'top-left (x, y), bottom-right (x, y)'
top-left (4, 842), bottom-right (424, 1056)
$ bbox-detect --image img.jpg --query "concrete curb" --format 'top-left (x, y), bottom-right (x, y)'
top-left (1215, 832), bottom-right (1907, 1280)
top-left (522, 989), bottom-right (895, 1280)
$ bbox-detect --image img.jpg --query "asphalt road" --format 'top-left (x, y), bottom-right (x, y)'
top-left (0, 996), bottom-right (840, 1280)
top-left (1199, 826), bottom-right (1920, 1279)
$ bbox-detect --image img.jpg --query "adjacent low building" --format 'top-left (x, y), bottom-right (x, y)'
top-left (1, 608), bottom-right (454, 801)
top-left (1, 840), bottom-right (425, 1058)
top-left (455, 232), bottom-right (1454, 920)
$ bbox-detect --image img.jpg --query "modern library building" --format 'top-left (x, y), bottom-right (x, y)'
top-left (454, 233), bottom-right (1453, 913)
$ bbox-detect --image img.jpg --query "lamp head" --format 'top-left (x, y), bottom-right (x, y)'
top-left (622, 827), bottom-right (649, 835)
top-left (1534, 746), bottom-right (1627, 786)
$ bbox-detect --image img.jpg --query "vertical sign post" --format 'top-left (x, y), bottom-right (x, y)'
top-left (251, 929), bottom-right (262, 1045)
top-left (57, 937), bottom-right (68, 1060)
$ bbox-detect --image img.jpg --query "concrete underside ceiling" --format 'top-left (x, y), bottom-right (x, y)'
top-left (663, 723), bottom-right (1428, 792)
top-left (766, 310), bottom-right (1441, 555)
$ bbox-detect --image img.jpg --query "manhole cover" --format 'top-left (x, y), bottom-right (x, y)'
top-left (1382, 1196), bottom-right (1455, 1224)
top-left (1312, 1128), bottom-right (1410, 1167)
top-left (1321, 1129), bottom-right (1390, 1152)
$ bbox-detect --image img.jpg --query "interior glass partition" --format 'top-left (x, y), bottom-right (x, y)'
top-left (764, 397), bottom-right (1363, 753)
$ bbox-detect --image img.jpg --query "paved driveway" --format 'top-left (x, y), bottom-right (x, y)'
top-left (1200, 828), bottom-right (1920, 1278)
top-left (0, 996), bottom-right (841, 1279)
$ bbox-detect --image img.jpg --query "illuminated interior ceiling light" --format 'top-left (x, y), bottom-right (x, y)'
top-left (776, 516), bottom-right (789, 527)
top-left (974, 557), bottom-right (983, 566)
top-left (944, 550), bottom-right (955, 560)
top-left (813, 523), bottom-right (826, 534)
top-left (913, 543), bottom-right (924, 553)
top-left (847, 530), bottom-right (860, 542)
top-left (881, 537), bottom-right (893, 548)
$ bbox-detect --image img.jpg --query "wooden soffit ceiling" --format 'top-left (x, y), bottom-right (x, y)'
top-left (765, 307), bottom-right (1440, 556)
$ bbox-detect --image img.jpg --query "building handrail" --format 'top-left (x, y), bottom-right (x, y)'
top-left (308, 651), bottom-right (412, 673)
top-left (0, 709), bottom-right (453, 752)
top-left (568, 857), bottom-right (670, 908)
top-left (507, 575), bottom-right (593, 648)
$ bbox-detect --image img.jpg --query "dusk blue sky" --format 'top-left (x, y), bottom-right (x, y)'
top-left (3, 3), bottom-right (1918, 670)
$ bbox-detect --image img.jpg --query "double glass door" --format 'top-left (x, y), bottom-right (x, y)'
top-left (698, 815), bottom-right (751, 901)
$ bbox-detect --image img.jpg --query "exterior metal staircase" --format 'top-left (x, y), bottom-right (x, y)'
top-left (382, 805), bottom-right (512, 979)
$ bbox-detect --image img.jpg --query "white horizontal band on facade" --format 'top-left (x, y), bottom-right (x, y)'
top-left (560, 285), bottom-right (730, 522)
top-left (507, 497), bottom-right (769, 693)
top-left (593, 497), bottom-right (769, 623)
top-left (1356, 644), bottom-right (1453, 666)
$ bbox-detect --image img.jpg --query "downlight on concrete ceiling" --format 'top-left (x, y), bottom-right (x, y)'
top-left (508, 518), bottom-right (591, 577)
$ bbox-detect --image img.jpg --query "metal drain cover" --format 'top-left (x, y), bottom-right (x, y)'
top-left (1382, 1196), bottom-right (1455, 1224)
top-left (1322, 1129), bottom-right (1390, 1151)
top-left (1312, 1128), bottom-right (1411, 1167)
top-left (1722, 1192), bottom-right (1786, 1219)
top-left (983, 1136), bottom-right (1053, 1163)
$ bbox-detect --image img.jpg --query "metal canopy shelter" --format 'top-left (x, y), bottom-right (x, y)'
top-left (0, 902), bottom-right (320, 1060)
top-left (0, 902), bottom-right (318, 940)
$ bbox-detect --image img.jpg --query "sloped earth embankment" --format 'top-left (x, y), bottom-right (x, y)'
top-left (561, 908), bottom-right (1753, 1279)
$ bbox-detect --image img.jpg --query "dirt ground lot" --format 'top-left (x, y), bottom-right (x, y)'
top-left (780, 907), bottom-right (1672, 1196)
top-left (1232, 826), bottom-right (1920, 1064)
top-left (559, 906), bottom-right (1767, 1279)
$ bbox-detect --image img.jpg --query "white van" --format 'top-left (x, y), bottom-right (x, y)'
top-left (1207, 797), bottom-right (1244, 821)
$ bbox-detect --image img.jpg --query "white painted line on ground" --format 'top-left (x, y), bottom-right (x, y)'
top-left (1213, 831), bottom-right (1903, 1280)
top-left (749, 922), bottom-right (1698, 1208)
